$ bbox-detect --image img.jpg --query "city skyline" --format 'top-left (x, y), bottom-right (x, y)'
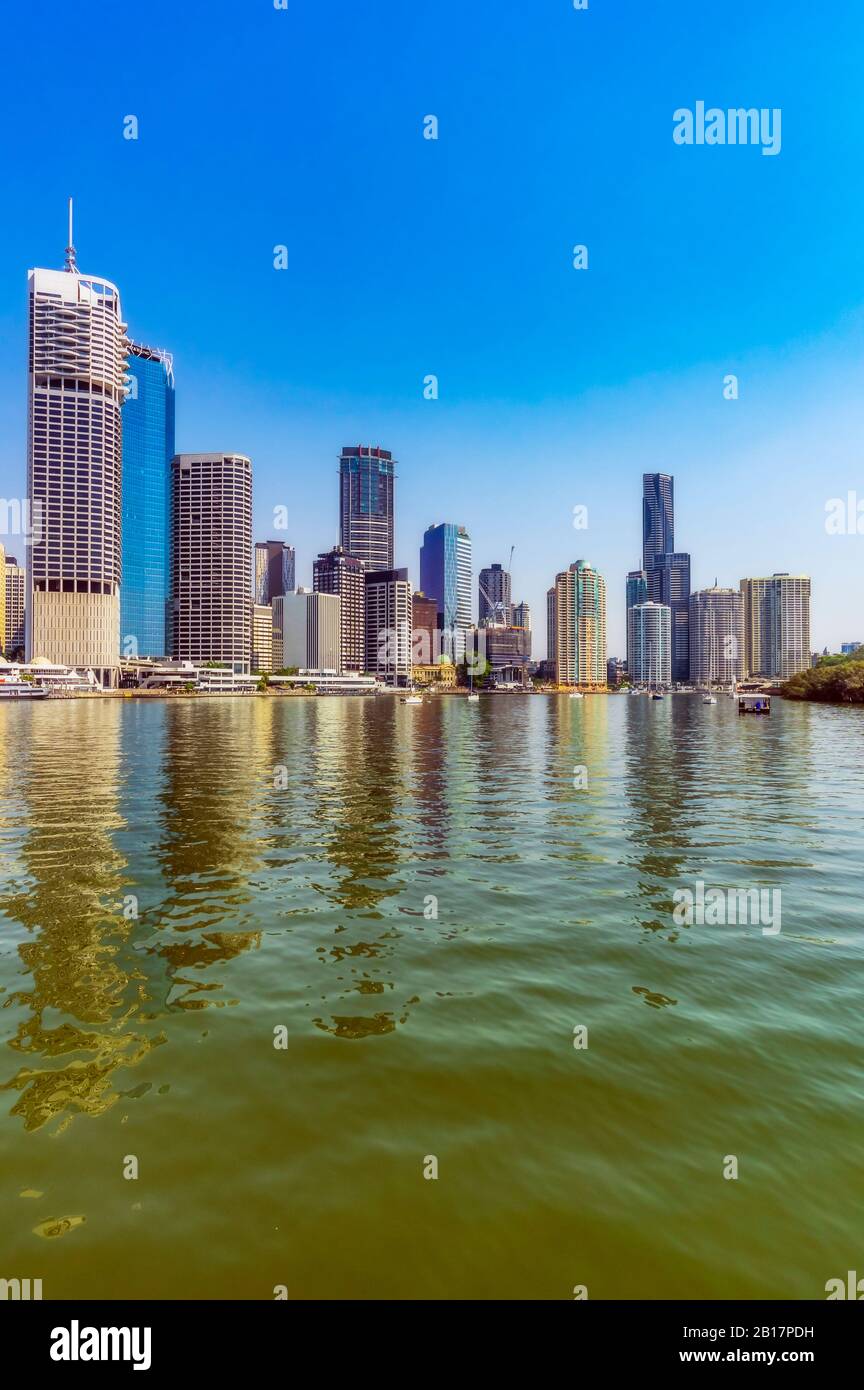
top-left (1, 3), bottom-right (862, 658)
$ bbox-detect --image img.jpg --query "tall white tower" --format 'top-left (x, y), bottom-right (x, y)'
top-left (26, 202), bottom-right (127, 683)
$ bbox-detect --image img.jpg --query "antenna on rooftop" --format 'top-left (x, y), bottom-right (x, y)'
top-left (64, 197), bottom-right (77, 272)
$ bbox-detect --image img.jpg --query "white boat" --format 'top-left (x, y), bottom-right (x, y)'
top-left (401, 695), bottom-right (423, 705)
top-left (650, 692), bottom-right (664, 700)
top-left (0, 681), bottom-right (48, 700)
top-left (568, 691), bottom-right (584, 700)
top-left (467, 692), bottom-right (480, 703)
top-left (702, 695), bottom-right (717, 705)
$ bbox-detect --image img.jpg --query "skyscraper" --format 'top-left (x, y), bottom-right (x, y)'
top-left (4, 556), bottom-right (25, 656)
top-left (689, 586), bottom-right (744, 685)
top-left (740, 574), bottom-right (811, 679)
top-left (276, 590), bottom-right (341, 672)
top-left (411, 590), bottom-right (439, 664)
top-left (628, 601), bottom-right (672, 686)
top-left (365, 568), bottom-right (412, 686)
top-left (626, 569), bottom-right (648, 611)
top-left (169, 453), bottom-right (252, 673)
top-left (551, 561), bottom-right (607, 688)
top-left (512, 600), bottom-right (531, 632)
top-left (642, 473), bottom-right (674, 572)
top-left (479, 563), bottom-right (511, 626)
top-left (419, 523), bottom-right (472, 660)
top-left (251, 603), bottom-right (274, 673)
top-left (254, 540), bottom-right (295, 605)
top-left (313, 545), bottom-right (365, 672)
top-left (647, 552), bottom-right (690, 681)
top-left (339, 445), bottom-right (396, 570)
top-left (26, 210), bottom-right (126, 684)
top-left (121, 343), bottom-right (175, 657)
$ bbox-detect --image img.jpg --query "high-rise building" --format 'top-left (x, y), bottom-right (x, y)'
top-left (841, 642), bottom-right (861, 656)
top-left (253, 540), bottom-right (295, 605)
top-left (482, 624), bottom-right (532, 675)
top-left (551, 560), bottom-right (607, 688)
top-left (642, 473), bottom-right (674, 572)
top-left (419, 523), bottom-right (472, 661)
top-left (647, 552), bottom-right (690, 681)
top-left (626, 569), bottom-right (648, 611)
top-left (4, 556), bottom-right (25, 656)
top-left (169, 453), bottom-right (252, 673)
top-left (313, 545), bottom-right (365, 672)
top-left (26, 214), bottom-right (126, 684)
top-left (740, 574), bottom-right (811, 679)
top-left (276, 589), bottom-right (341, 672)
top-left (412, 590), bottom-right (439, 665)
top-left (339, 445), bottom-right (396, 571)
top-left (689, 586), bottom-right (744, 685)
top-left (546, 586), bottom-right (557, 665)
top-left (251, 603), bottom-right (273, 673)
top-left (365, 568), bottom-right (412, 686)
top-left (512, 600), bottom-right (531, 632)
top-left (628, 601), bottom-right (672, 686)
top-left (479, 563), bottom-right (511, 626)
top-left (121, 343), bottom-right (175, 658)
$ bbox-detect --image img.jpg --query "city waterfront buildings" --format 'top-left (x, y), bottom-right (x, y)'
top-left (121, 343), bottom-right (175, 658)
top-left (26, 225), bottom-right (127, 685)
top-left (740, 574), bottom-right (811, 679)
top-left (479, 562), bottom-right (511, 626)
top-left (168, 453), bottom-right (253, 673)
top-left (642, 473), bottom-right (674, 572)
top-left (689, 586), bottom-right (744, 685)
top-left (550, 560), bottom-right (607, 688)
top-left (275, 589), bottom-right (341, 672)
top-left (647, 551), bottom-right (691, 681)
top-left (254, 540), bottom-right (295, 606)
top-left (313, 545), bottom-right (365, 672)
top-left (420, 522), bottom-right (472, 661)
top-left (628, 601), bottom-right (672, 686)
top-left (339, 445), bottom-right (396, 570)
top-left (365, 568), bottom-right (412, 686)
top-left (251, 603), bottom-right (274, 673)
top-left (4, 555), bottom-right (25, 656)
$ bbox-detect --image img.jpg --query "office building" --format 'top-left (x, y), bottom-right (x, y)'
top-left (626, 569), bottom-right (648, 611)
top-left (121, 343), bottom-right (175, 658)
top-left (254, 540), bottom-right (295, 605)
top-left (841, 642), bottom-right (861, 656)
top-left (4, 555), bottom-right (25, 656)
top-left (313, 545), bottom-right (365, 672)
top-left (642, 473), bottom-right (674, 572)
top-left (740, 574), bottom-right (811, 679)
top-left (512, 600), bottom-right (531, 632)
top-left (551, 560), bottom-right (607, 688)
top-left (251, 603), bottom-right (273, 673)
top-left (169, 453), bottom-right (252, 673)
top-left (365, 568), bottom-right (412, 686)
top-left (479, 563), bottom-right (511, 626)
top-left (420, 522), bottom-right (472, 661)
top-left (647, 551), bottom-right (690, 681)
top-left (339, 445), bottom-right (396, 570)
top-left (412, 590), bottom-right (439, 665)
top-left (26, 213), bottom-right (126, 684)
top-left (628, 601), bottom-right (672, 686)
top-left (276, 589), bottom-right (341, 672)
top-left (689, 586), bottom-right (744, 685)
top-left (4, 555), bottom-right (25, 655)
top-left (482, 624), bottom-right (532, 677)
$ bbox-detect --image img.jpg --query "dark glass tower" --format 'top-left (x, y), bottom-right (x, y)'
top-left (339, 445), bottom-right (396, 571)
top-left (647, 552), bottom-right (690, 681)
top-left (121, 344), bottom-right (175, 657)
top-left (642, 473), bottom-right (674, 572)
top-left (479, 563), bottom-right (511, 625)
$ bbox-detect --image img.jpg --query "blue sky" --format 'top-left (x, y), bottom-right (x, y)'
top-left (1, 0), bottom-right (863, 654)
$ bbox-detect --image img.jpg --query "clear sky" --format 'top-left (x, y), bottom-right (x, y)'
top-left (2, 0), bottom-right (863, 656)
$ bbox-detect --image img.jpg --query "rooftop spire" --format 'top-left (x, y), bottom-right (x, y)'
top-left (64, 197), bottom-right (77, 272)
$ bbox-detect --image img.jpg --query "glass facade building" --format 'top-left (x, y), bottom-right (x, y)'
top-left (647, 551), bottom-right (690, 681)
top-left (339, 445), bottom-right (396, 571)
top-left (121, 344), bottom-right (175, 657)
top-left (642, 473), bottom-right (674, 572)
top-left (420, 523), bottom-right (472, 661)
